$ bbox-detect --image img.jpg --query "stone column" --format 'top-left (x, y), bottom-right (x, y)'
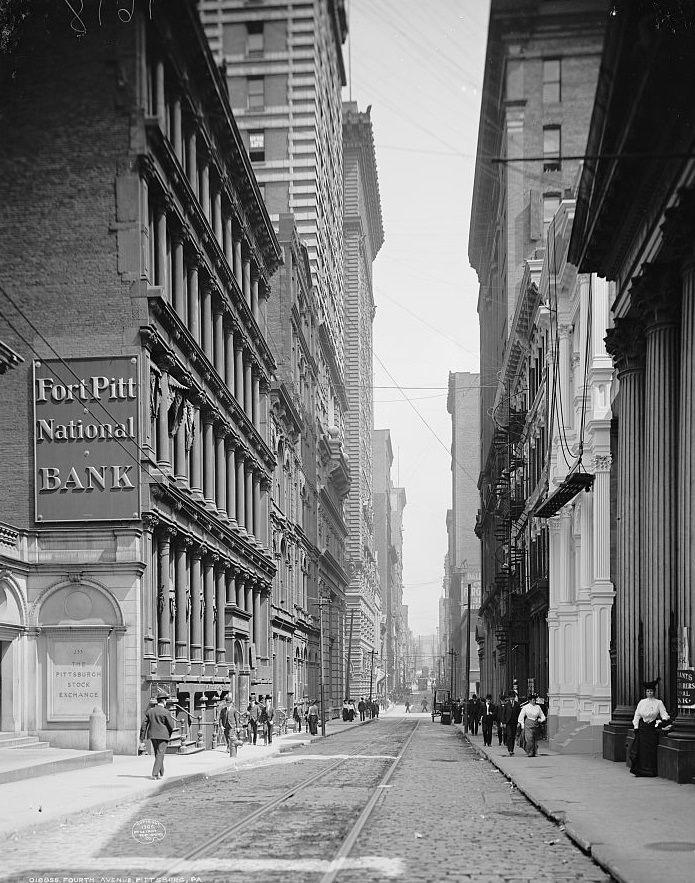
top-left (226, 441), bottom-right (237, 526)
top-left (224, 216), bottom-right (233, 268)
top-left (244, 358), bottom-right (252, 419)
top-left (214, 305), bottom-right (224, 377)
top-left (190, 405), bottom-right (202, 497)
top-left (604, 319), bottom-right (645, 759)
top-left (156, 207), bottom-right (168, 296)
top-left (236, 572), bottom-right (245, 609)
top-left (204, 553), bottom-right (216, 663)
top-left (201, 281), bottom-right (213, 361)
top-left (251, 272), bottom-right (259, 323)
top-left (172, 97), bottom-right (183, 161)
top-left (216, 426), bottom-right (227, 518)
top-left (190, 545), bottom-right (203, 662)
top-left (252, 371), bottom-right (260, 430)
top-left (234, 236), bottom-right (242, 289)
top-left (142, 514), bottom-right (159, 659)
top-left (157, 372), bottom-right (171, 473)
top-left (200, 161), bottom-right (210, 223)
top-left (640, 273), bottom-right (680, 711)
top-left (155, 59), bottom-right (165, 129)
top-left (591, 454), bottom-right (614, 701)
top-left (678, 259), bottom-right (695, 720)
top-left (253, 585), bottom-right (261, 647)
top-left (175, 536), bottom-right (188, 660)
top-left (203, 413), bottom-right (215, 507)
top-left (172, 233), bottom-right (185, 318)
top-left (213, 190), bottom-right (222, 245)
top-left (226, 568), bottom-right (237, 606)
top-left (253, 473), bottom-right (261, 540)
top-left (245, 464), bottom-right (254, 539)
top-left (244, 578), bottom-right (253, 615)
top-left (243, 256), bottom-right (251, 308)
top-left (187, 131), bottom-right (198, 199)
top-left (236, 452), bottom-right (246, 530)
top-left (188, 257), bottom-right (200, 345)
top-left (157, 528), bottom-right (172, 659)
top-left (174, 402), bottom-right (187, 483)
top-left (216, 563), bottom-right (226, 663)
top-left (234, 341), bottom-right (244, 404)
top-left (224, 324), bottom-right (234, 391)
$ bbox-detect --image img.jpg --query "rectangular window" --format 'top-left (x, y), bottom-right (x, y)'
top-left (249, 130), bottom-right (265, 162)
top-left (247, 21), bottom-right (264, 54)
top-left (248, 76), bottom-right (264, 109)
top-left (543, 58), bottom-right (561, 103)
top-left (543, 126), bottom-right (561, 171)
top-left (543, 193), bottom-right (561, 238)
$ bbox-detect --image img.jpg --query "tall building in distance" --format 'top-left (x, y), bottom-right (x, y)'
top-left (0, 0), bottom-right (282, 750)
top-left (342, 102), bottom-right (384, 700)
top-left (200, 0), bottom-right (351, 712)
top-left (445, 372), bottom-right (481, 700)
top-left (469, 0), bottom-right (605, 703)
top-left (373, 429), bottom-right (406, 699)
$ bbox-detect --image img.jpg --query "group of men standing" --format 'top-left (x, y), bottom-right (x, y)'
top-left (219, 693), bottom-right (275, 753)
top-left (476, 692), bottom-right (523, 754)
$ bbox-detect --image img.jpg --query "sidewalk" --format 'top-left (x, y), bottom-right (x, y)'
top-left (459, 725), bottom-right (695, 883)
top-left (0, 716), bottom-right (370, 841)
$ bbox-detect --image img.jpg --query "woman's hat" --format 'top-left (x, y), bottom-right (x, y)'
top-left (643, 677), bottom-right (660, 689)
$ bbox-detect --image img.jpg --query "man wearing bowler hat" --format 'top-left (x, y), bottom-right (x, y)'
top-left (139, 692), bottom-right (175, 779)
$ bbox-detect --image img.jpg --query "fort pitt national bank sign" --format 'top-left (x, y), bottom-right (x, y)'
top-left (33, 356), bottom-right (140, 522)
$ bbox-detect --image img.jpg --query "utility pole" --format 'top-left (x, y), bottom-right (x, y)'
top-left (448, 648), bottom-right (457, 697)
top-left (368, 648), bottom-right (375, 704)
top-left (345, 609), bottom-right (355, 701)
top-left (318, 596), bottom-right (327, 737)
top-left (465, 582), bottom-right (472, 704)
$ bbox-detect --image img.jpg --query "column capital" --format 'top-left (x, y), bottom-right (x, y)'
top-left (605, 318), bottom-right (646, 375)
top-left (631, 263), bottom-right (682, 328)
top-left (142, 513), bottom-right (160, 533)
top-left (660, 187), bottom-right (695, 266)
top-left (592, 453), bottom-right (613, 473)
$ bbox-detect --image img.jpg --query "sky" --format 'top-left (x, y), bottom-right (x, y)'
top-left (343, 0), bottom-right (491, 636)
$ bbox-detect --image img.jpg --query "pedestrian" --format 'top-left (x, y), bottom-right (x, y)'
top-left (263, 694), bottom-right (275, 744)
top-left (308, 699), bottom-right (319, 735)
top-left (293, 704), bottom-right (302, 733)
top-left (502, 690), bottom-right (521, 755)
top-left (342, 697), bottom-right (350, 721)
top-left (496, 693), bottom-right (506, 745)
top-left (358, 697), bottom-right (366, 721)
top-left (421, 697), bottom-right (428, 713)
top-left (139, 692), bottom-right (175, 780)
top-left (247, 694), bottom-right (260, 745)
top-left (480, 693), bottom-right (496, 746)
top-left (630, 678), bottom-right (672, 777)
top-left (517, 694), bottom-right (546, 757)
top-left (218, 694), bottom-right (240, 756)
top-left (404, 697), bottom-right (411, 713)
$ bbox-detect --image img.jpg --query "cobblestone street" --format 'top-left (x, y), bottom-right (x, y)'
top-left (0, 719), bottom-right (611, 883)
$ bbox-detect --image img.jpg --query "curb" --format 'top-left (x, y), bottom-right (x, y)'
top-left (461, 732), bottom-right (627, 883)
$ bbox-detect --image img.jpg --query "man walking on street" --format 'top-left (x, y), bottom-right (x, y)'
top-left (263, 694), bottom-right (274, 744)
top-left (480, 694), bottom-right (496, 746)
top-left (218, 695), bottom-right (240, 756)
top-left (139, 692), bottom-right (175, 780)
top-left (502, 690), bottom-right (521, 755)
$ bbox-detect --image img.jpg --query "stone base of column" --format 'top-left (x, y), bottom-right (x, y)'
top-left (658, 729), bottom-right (695, 783)
top-left (603, 705), bottom-right (634, 761)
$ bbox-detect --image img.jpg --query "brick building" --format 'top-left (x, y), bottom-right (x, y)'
top-left (0, 0), bottom-right (281, 751)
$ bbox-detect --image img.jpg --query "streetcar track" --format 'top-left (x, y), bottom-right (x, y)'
top-left (158, 719), bottom-right (416, 880)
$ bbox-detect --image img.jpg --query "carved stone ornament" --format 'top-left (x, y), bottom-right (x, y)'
top-left (631, 263), bottom-right (682, 327)
top-left (605, 318), bottom-right (645, 374)
top-left (593, 453), bottom-right (613, 472)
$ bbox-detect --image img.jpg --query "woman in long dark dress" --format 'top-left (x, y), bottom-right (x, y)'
top-left (630, 678), bottom-right (672, 777)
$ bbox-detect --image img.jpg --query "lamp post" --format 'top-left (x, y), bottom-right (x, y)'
top-left (368, 648), bottom-right (375, 704)
top-left (318, 596), bottom-right (328, 737)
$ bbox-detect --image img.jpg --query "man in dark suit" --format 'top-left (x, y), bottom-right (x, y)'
top-left (139, 692), bottom-right (175, 779)
top-left (502, 690), bottom-right (521, 755)
top-left (480, 694), bottom-right (497, 746)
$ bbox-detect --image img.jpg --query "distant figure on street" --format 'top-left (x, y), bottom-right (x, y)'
top-left (308, 700), bottom-right (319, 735)
top-left (480, 694), bottom-right (497, 746)
top-left (293, 704), bottom-right (302, 733)
top-left (421, 697), bottom-right (428, 713)
top-left (502, 691), bottom-right (521, 755)
top-left (358, 698), bottom-right (366, 721)
top-left (517, 694), bottom-right (546, 757)
top-left (630, 678), bottom-right (672, 777)
top-left (247, 695), bottom-right (260, 745)
top-left (467, 695), bottom-right (481, 734)
top-left (496, 693), bottom-right (506, 745)
top-left (404, 698), bottom-right (411, 713)
top-left (262, 694), bottom-right (274, 744)
top-left (139, 692), bottom-right (175, 780)
top-left (371, 699), bottom-right (379, 718)
top-left (218, 695), bottom-right (241, 756)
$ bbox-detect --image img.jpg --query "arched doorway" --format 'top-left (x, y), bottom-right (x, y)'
top-left (0, 576), bottom-right (26, 732)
